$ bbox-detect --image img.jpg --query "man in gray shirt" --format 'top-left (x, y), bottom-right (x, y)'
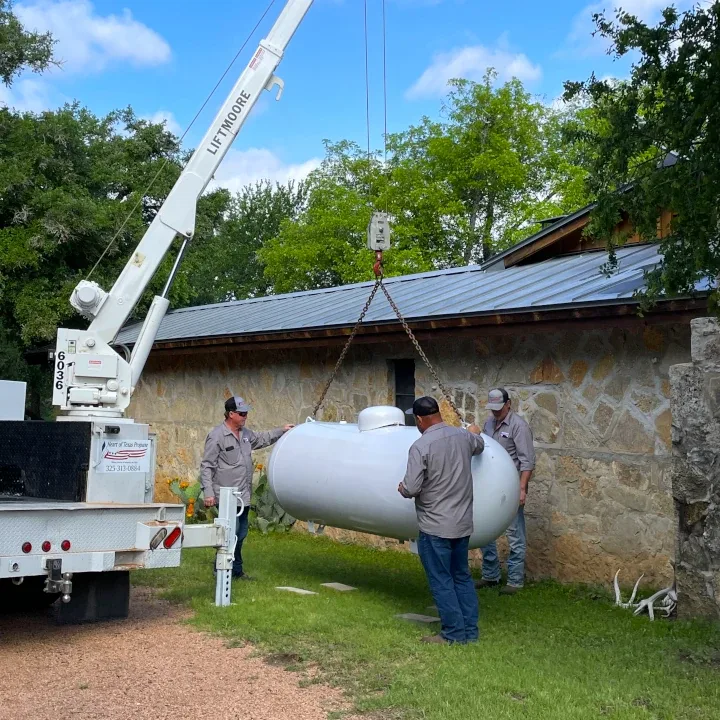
top-left (398, 396), bottom-right (485, 645)
top-left (476, 388), bottom-right (535, 594)
top-left (201, 395), bottom-right (294, 579)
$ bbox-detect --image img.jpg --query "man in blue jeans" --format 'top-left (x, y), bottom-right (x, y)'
top-left (398, 396), bottom-right (485, 645)
top-left (201, 395), bottom-right (294, 579)
top-left (476, 388), bottom-right (535, 594)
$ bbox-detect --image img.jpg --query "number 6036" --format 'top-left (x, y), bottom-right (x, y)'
top-left (55, 351), bottom-right (66, 390)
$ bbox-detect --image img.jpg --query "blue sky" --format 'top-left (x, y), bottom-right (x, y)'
top-left (1, 0), bottom-right (693, 193)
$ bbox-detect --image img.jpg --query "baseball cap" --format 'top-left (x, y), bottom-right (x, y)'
top-left (225, 396), bottom-right (251, 413)
top-left (486, 388), bottom-right (509, 411)
top-left (405, 396), bottom-right (440, 417)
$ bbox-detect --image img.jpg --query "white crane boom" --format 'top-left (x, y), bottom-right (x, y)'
top-left (52, 0), bottom-right (313, 419)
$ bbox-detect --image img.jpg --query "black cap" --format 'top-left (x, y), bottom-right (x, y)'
top-left (405, 396), bottom-right (440, 417)
top-left (224, 395), bottom-right (251, 413)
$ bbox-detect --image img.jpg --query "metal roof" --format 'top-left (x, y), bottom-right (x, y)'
top-left (116, 244), bottom-right (705, 346)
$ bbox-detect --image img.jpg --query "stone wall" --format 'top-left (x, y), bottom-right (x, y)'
top-left (670, 317), bottom-right (720, 619)
top-left (129, 322), bottom-right (690, 586)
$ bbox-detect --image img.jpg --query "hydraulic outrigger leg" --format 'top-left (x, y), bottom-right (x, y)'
top-left (182, 486), bottom-right (240, 607)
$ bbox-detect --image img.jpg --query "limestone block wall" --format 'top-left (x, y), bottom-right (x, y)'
top-left (670, 317), bottom-right (720, 619)
top-left (130, 322), bottom-right (689, 585)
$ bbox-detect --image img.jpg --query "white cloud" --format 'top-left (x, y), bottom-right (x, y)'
top-left (406, 44), bottom-right (542, 99)
top-left (142, 110), bottom-right (182, 137)
top-left (15, 0), bottom-right (171, 74)
top-left (209, 148), bottom-right (321, 194)
top-left (0, 78), bottom-right (57, 112)
top-left (568, 0), bottom-right (693, 53)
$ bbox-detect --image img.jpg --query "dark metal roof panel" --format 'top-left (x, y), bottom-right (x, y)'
top-left (115, 244), bottom-right (694, 345)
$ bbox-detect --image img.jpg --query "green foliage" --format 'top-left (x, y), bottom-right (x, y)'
top-left (260, 75), bottom-right (595, 292)
top-left (0, 0), bottom-right (55, 87)
top-left (135, 535), bottom-right (720, 720)
top-left (389, 74), bottom-right (593, 261)
top-left (250, 467), bottom-right (296, 534)
top-left (563, 2), bottom-right (720, 311)
top-left (183, 180), bottom-right (307, 302)
top-left (0, 102), bottom-right (237, 414)
top-left (0, 103), bottom-right (233, 346)
top-left (259, 139), bottom-right (426, 292)
top-left (166, 478), bottom-right (217, 525)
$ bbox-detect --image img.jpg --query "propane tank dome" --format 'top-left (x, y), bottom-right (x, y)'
top-left (357, 405), bottom-right (406, 432)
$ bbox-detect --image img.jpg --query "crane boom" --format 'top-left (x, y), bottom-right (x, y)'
top-left (53, 0), bottom-right (313, 419)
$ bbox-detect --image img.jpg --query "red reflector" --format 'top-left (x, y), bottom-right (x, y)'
top-left (22, 542), bottom-right (32, 554)
top-left (61, 540), bottom-right (71, 551)
top-left (163, 526), bottom-right (182, 549)
top-left (42, 541), bottom-right (51, 552)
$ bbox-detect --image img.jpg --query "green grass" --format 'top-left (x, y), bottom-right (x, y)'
top-left (134, 532), bottom-right (720, 720)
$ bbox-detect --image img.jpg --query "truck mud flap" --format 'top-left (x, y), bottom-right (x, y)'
top-left (54, 570), bottom-right (129, 625)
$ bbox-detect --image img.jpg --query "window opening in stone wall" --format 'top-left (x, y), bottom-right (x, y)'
top-left (393, 359), bottom-right (416, 426)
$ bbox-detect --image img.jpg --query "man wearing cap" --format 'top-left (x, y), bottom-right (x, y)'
top-left (476, 388), bottom-right (535, 594)
top-left (200, 396), bottom-right (294, 580)
top-left (397, 396), bottom-right (485, 645)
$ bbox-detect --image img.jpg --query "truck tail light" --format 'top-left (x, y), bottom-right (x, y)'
top-left (22, 542), bottom-right (32, 554)
top-left (42, 541), bottom-right (51, 552)
top-left (61, 540), bottom-right (71, 551)
top-left (163, 526), bottom-right (182, 549)
top-left (150, 527), bottom-right (167, 550)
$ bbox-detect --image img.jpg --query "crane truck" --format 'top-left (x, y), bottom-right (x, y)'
top-left (0, 0), bottom-right (315, 624)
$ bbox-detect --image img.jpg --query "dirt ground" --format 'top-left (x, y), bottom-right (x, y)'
top-left (0, 587), bottom-right (355, 720)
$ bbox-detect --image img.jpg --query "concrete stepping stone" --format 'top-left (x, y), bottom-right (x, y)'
top-left (321, 582), bottom-right (357, 592)
top-left (275, 586), bottom-right (318, 595)
top-left (395, 613), bottom-right (440, 623)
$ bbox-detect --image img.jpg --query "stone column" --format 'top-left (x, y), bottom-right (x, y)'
top-left (670, 317), bottom-right (720, 619)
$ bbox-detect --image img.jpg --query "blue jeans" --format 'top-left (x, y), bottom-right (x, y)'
top-left (417, 531), bottom-right (479, 644)
top-left (481, 506), bottom-right (526, 587)
top-left (233, 506), bottom-right (250, 576)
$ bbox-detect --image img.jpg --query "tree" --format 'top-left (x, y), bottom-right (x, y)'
top-left (259, 140), bottom-right (432, 293)
top-left (183, 179), bottom-right (307, 303)
top-left (0, 104), bottom-right (228, 344)
top-left (389, 74), bottom-right (592, 264)
top-left (0, 0), bottom-right (55, 86)
top-left (0, 103), bottom-right (230, 421)
top-left (261, 75), bottom-right (594, 293)
top-left (563, 2), bottom-right (720, 311)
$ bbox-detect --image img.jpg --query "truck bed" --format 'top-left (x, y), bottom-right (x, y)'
top-left (0, 500), bottom-right (182, 511)
top-left (0, 499), bottom-right (186, 579)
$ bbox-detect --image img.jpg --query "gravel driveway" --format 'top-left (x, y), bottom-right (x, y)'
top-left (0, 587), bottom-right (354, 720)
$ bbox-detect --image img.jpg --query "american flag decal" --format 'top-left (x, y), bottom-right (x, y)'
top-left (104, 448), bottom-right (147, 460)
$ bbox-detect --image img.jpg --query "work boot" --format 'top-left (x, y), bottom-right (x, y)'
top-left (233, 572), bottom-right (254, 581)
top-left (500, 585), bottom-right (520, 595)
top-left (474, 578), bottom-right (500, 589)
top-left (421, 634), bottom-right (448, 645)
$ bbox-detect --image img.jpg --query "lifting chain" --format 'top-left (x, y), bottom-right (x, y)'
top-left (312, 251), bottom-right (463, 424)
top-left (311, 277), bottom-right (382, 419)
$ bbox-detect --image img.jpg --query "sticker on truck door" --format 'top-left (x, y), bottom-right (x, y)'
top-left (98, 440), bottom-right (151, 473)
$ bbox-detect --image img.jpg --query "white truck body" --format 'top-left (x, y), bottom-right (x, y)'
top-left (0, 0), bottom-right (313, 621)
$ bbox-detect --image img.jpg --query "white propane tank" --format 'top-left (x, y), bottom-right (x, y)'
top-left (267, 406), bottom-right (520, 548)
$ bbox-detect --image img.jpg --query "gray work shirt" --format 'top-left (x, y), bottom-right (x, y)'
top-left (483, 410), bottom-right (535, 473)
top-left (400, 423), bottom-right (485, 539)
top-left (200, 422), bottom-right (285, 505)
